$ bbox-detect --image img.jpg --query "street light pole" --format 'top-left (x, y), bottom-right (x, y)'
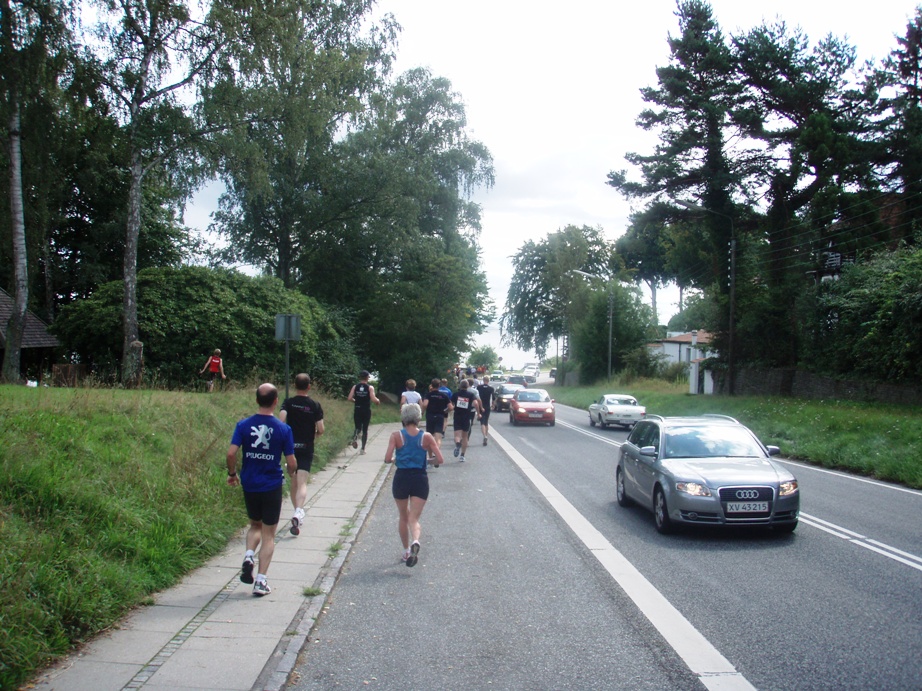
top-left (676, 200), bottom-right (736, 395)
top-left (571, 269), bottom-right (613, 380)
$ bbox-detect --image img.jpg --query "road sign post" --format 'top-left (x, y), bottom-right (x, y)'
top-left (275, 314), bottom-right (301, 400)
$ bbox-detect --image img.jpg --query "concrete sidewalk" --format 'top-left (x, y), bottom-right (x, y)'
top-left (30, 423), bottom-right (401, 691)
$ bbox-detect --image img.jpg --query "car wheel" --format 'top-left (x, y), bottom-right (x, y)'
top-left (773, 521), bottom-right (798, 534)
top-left (510, 413), bottom-right (517, 426)
top-left (549, 419), bottom-right (555, 426)
top-left (616, 467), bottom-right (633, 507)
top-left (653, 487), bottom-right (676, 534)
top-left (598, 414), bottom-right (607, 429)
top-left (589, 415), bottom-right (596, 427)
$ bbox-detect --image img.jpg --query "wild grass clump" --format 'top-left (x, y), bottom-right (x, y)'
top-left (0, 383), bottom-right (396, 689)
top-left (545, 378), bottom-right (922, 488)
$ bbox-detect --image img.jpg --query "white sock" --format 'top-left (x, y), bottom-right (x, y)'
top-left (256, 573), bottom-right (267, 583)
top-left (245, 550), bottom-right (255, 559)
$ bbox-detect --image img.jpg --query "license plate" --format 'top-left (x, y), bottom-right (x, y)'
top-left (726, 501), bottom-right (768, 513)
top-left (528, 413), bottom-right (543, 418)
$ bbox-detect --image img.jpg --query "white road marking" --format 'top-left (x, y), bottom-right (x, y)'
top-left (799, 513), bottom-right (922, 572)
top-left (492, 427), bottom-right (758, 691)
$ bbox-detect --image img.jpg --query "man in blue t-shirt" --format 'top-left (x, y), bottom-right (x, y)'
top-left (227, 383), bottom-right (296, 596)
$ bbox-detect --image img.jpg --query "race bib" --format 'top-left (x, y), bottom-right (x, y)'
top-left (456, 397), bottom-right (470, 410)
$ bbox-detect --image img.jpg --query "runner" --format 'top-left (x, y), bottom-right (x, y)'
top-left (422, 377), bottom-right (453, 466)
top-left (400, 379), bottom-right (422, 406)
top-left (450, 380), bottom-right (481, 462)
top-left (200, 348), bottom-right (226, 392)
top-left (347, 370), bottom-right (380, 455)
top-left (384, 404), bottom-right (444, 567)
top-left (226, 383), bottom-right (296, 596)
top-left (279, 373), bottom-right (324, 536)
top-left (476, 375), bottom-right (496, 445)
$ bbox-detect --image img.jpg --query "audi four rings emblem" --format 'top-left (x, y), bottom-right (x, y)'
top-left (735, 489), bottom-right (760, 499)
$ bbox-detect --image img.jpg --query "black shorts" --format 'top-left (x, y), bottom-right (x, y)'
top-left (294, 448), bottom-right (314, 472)
top-left (426, 415), bottom-right (445, 435)
top-left (392, 468), bottom-right (429, 501)
top-left (453, 415), bottom-right (471, 432)
top-left (480, 409), bottom-right (491, 425)
top-left (242, 486), bottom-right (283, 526)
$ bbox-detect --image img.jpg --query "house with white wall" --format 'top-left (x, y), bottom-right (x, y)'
top-left (648, 330), bottom-right (716, 394)
top-left (648, 330), bottom-right (713, 365)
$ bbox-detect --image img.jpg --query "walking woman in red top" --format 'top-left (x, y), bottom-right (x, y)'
top-left (200, 348), bottom-right (226, 392)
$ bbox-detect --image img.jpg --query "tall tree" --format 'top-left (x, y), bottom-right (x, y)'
top-left (607, 0), bottom-right (741, 336)
top-left (0, 0), bottom-right (73, 382)
top-left (501, 225), bottom-right (611, 358)
top-left (206, 0), bottom-right (396, 288)
top-left (733, 23), bottom-right (880, 366)
top-left (86, 0), bottom-right (218, 384)
top-left (878, 8), bottom-right (922, 242)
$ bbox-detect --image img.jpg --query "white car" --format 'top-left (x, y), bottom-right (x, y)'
top-left (588, 394), bottom-right (646, 429)
top-left (522, 366), bottom-right (540, 383)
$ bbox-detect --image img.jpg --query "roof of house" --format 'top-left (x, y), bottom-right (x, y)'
top-left (0, 288), bottom-right (60, 349)
top-left (660, 330), bottom-right (713, 345)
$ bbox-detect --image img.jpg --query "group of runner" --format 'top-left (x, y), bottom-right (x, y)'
top-left (383, 373), bottom-right (496, 567)
top-left (398, 374), bottom-right (496, 463)
top-left (225, 369), bottom-right (499, 595)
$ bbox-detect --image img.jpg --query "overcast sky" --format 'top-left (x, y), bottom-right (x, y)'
top-left (186, 0), bottom-right (918, 370)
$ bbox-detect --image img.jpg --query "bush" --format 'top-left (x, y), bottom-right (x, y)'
top-left (51, 266), bottom-right (360, 392)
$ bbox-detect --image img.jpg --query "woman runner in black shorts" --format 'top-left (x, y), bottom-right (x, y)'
top-left (384, 403), bottom-right (444, 566)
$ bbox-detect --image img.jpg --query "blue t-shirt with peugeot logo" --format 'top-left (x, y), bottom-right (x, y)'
top-left (231, 414), bottom-right (295, 492)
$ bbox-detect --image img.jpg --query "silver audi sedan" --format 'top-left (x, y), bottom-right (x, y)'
top-left (616, 415), bottom-right (799, 534)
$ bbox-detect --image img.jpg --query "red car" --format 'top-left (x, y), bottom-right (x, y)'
top-left (509, 388), bottom-right (555, 426)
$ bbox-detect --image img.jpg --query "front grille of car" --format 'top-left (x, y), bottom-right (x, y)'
top-left (719, 485), bottom-right (774, 520)
top-left (718, 486), bottom-right (774, 502)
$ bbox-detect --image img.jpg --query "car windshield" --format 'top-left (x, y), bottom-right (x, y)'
top-left (605, 396), bottom-right (636, 406)
top-left (663, 426), bottom-right (764, 458)
top-left (517, 391), bottom-right (549, 402)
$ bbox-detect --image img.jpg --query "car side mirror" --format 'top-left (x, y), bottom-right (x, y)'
top-left (766, 445), bottom-right (781, 456)
top-left (639, 445), bottom-right (657, 457)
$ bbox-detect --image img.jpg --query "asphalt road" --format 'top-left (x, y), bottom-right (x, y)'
top-left (288, 399), bottom-right (922, 691)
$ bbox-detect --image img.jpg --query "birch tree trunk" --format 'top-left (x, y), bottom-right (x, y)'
top-left (2, 98), bottom-right (28, 383)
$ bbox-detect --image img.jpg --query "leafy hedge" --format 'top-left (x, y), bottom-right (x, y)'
top-left (51, 266), bottom-right (360, 392)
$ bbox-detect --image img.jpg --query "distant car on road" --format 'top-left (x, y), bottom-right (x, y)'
top-left (493, 383), bottom-right (524, 411)
top-left (549, 367), bottom-right (557, 379)
top-left (505, 374), bottom-right (528, 387)
top-left (589, 394), bottom-right (646, 429)
top-left (522, 366), bottom-right (540, 383)
top-left (509, 388), bottom-right (555, 426)
top-left (491, 370), bottom-right (506, 382)
top-left (616, 415), bottom-right (799, 534)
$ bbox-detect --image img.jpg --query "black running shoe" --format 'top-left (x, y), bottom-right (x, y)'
top-left (289, 516), bottom-right (300, 536)
top-left (240, 557), bottom-right (255, 584)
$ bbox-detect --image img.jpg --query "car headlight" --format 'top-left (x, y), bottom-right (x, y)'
top-left (676, 482), bottom-right (711, 496)
top-left (779, 480), bottom-right (799, 496)
top-left (545, 407), bottom-right (554, 413)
